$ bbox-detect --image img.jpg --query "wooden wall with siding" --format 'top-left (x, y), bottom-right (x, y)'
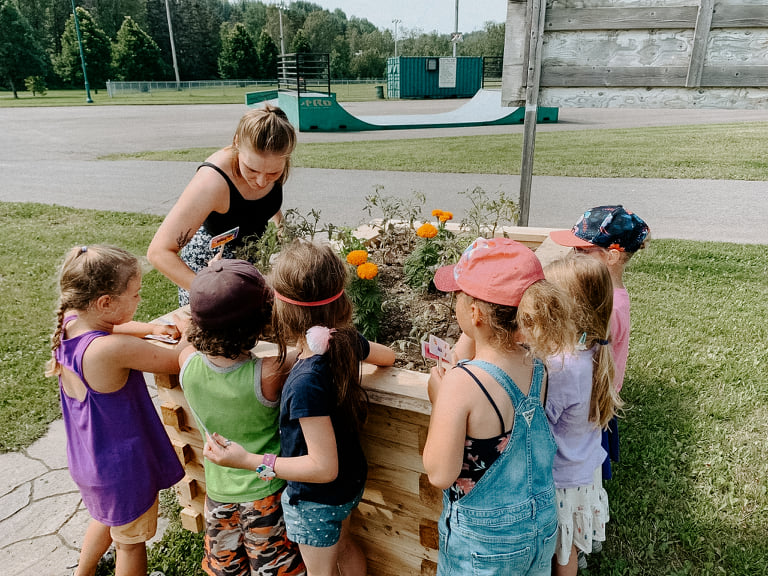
top-left (503, 0), bottom-right (768, 108)
top-left (155, 226), bottom-right (555, 575)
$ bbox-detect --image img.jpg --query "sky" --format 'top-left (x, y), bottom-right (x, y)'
top-left (297, 1), bottom-right (507, 36)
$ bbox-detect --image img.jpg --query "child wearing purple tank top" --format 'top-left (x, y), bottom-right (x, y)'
top-left (46, 245), bottom-right (185, 576)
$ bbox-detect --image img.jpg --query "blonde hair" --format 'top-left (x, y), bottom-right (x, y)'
top-left (270, 239), bottom-right (368, 431)
top-left (45, 245), bottom-right (140, 377)
top-left (231, 104), bottom-right (296, 184)
top-left (545, 253), bottom-right (622, 429)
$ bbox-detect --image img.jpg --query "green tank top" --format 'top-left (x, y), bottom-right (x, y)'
top-left (181, 352), bottom-right (285, 502)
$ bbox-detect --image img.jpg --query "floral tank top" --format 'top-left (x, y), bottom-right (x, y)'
top-left (449, 363), bottom-right (512, 502)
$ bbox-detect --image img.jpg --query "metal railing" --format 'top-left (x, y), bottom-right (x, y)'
top-left (482, 56), bottom-right (503, 89)
top-left (105, 79), bottom-right (276, 97)
top-left (277, 53), bottom-right (331, 96)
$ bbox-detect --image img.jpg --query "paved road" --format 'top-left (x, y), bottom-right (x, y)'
top-left (1, 102), bottom-right (767, 244)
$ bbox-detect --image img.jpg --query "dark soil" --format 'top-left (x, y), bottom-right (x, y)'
top-left (366, 228), bottom-right (461, 373)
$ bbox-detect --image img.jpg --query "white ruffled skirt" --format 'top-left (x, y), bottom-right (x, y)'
top-left (554, 466), bottom-right (609, 565)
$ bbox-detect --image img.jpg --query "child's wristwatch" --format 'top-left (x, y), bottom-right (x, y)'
top-left (255, 453), bottom-right (277, 481)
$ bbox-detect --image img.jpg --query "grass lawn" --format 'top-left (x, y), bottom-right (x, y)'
top-left (102, 122), bottom-right (768, 181)
top-left (2, 201), bottom-right (767, 575)
top-left (0, 82), bottom-right (384, 107)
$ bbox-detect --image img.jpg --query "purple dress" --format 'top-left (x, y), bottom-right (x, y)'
top-left (57, 321), bottom-right (184, 526)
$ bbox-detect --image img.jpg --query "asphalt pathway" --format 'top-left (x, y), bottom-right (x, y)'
top-left (1, 99), bottom-right (767, 575)
top-left (2, 102), bottom-right (768, 243)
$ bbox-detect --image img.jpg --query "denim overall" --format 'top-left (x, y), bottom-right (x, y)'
top-left (437, 359), bottom-right (558, 576)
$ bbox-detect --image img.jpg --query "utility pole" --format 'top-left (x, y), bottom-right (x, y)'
top-left (69, 0), bottom-right (92, 103)
top-left (164, 0), bottom-right (181, 90)
top-left (392, 19), bottom-right (401, 58)
top-left (453, 0), bottom-right (459, 57)
top-left (278, 4), bottom-right (285, 55)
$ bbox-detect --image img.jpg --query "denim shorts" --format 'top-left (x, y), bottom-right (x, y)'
top-left (281, 489), bottom-right (363, 548)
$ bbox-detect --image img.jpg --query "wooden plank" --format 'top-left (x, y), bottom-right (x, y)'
top-left (363, 435), bottom-right (425, 474)
top-left (179, 507), bottom-right (204, 533)
top-left (687, 0), bottom-right (716, 87)
top-left (712, 5), bottom-right (768, 28)
top-left (364, 406), bottom-right (428, 449)
top-left (542, 66), bottom-right (688, 86)
top-left (701, 65), bottom-right (768, 86)
top-left (502, 0), bottom-right (530, 105)
top-left (545, 6), bottom-right (698, 30)
top-left (363, 478), bottom-right (443, 522)
top-left (352, 501), bottom-right (438, 560)
top-left (161, 402), bottom-right (188, 431)
top-left (518, 0), bottom-right (548, 226)
top-left (154, 373), bottom-right (179, 390)
top-left (537, 86), bottom-right (768, 108)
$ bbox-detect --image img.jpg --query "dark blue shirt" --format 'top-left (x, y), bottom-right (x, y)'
top-left (280, 333), bottom-right (370, 505)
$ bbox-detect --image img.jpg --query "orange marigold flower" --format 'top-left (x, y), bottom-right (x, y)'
top-left (431, 209), bottom-right (444, 218)
top-left (356, 262), bottom-right (379, 280)
top-left (438, 211), bottom-right (453, 223)
top-left (346, 250), bottom-right (368, 266)
top-left (417, 223), bottom-right (438, 239)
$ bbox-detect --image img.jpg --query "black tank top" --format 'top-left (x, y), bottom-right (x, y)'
top-left (199, 162), bottom-right (283, 246)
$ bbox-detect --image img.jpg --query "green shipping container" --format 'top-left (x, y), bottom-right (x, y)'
top-left (386, 56), bottom-right (482, 99)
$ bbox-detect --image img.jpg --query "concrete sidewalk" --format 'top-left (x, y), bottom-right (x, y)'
top-left (0, 380), bottom-right (168, 576)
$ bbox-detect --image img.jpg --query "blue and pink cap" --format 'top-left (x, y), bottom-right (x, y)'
top-left (550, 205), bottom-right (649, 253)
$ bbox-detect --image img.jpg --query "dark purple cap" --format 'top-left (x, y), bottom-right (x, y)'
top-left (189, 259), bottom-right (271, 330)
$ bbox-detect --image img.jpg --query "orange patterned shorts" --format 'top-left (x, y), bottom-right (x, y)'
top-left (202, 489), bottom-right (305, 576)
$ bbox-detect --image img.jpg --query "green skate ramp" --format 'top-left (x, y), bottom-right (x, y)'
top-left (264, 90), bottom-right (557, 132)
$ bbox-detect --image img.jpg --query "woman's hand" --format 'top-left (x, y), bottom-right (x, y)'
top-left (204, 432), bottom-right (254, 470)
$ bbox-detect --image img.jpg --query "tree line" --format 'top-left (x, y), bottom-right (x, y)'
top-left (0, 0), bottom-right (504, 98)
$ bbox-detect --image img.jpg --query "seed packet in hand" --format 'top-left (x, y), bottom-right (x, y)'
top-left (428, 334), bottom-right (452, 364)
top-left (209, 226), bottom-right (239, 250)
top-left (421, 340), bottom-right (439, 361)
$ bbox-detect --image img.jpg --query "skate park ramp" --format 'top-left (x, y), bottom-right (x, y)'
top-left (245, 89), bottom-right (558, 132)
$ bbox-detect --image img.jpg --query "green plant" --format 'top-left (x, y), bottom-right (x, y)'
top-left (403, 212), bottom-right (467, 293)
top-left (459, 186), bottom-right (520, 238)
top-left (235, 221), bottom-right (281, 274)
top-left (23, 76), bottom-right (47, 96)
top-left (364, 187), bottom-right (425, 235)
top-left (345, 250), bottom-right (384, 341)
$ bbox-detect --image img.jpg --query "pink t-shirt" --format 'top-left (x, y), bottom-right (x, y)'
top-left (611, 287), bottom-right (630, 392)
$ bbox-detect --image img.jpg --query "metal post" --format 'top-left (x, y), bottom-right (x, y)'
top-left (278, 5), bottom-right (285, 55)
top-left (164, 0), bottom-right (181, 90)
top-left (392, 19), bottom-right (401, 59)
top-left (69, 0), bottom-right (92, 103)
top-left (453, 0), bottom-right (459, 57)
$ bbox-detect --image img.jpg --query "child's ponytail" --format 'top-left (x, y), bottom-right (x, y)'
top-left (590, 340), bottom-right (622, 429)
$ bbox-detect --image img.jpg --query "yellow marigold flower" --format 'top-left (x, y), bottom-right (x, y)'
top-left (417, 223), bottom-right (438, 239)
top-left (431, 209), bottom-right (444, 218)
top-left (346, 250), bottom-right (368, 266)
top-left (438, 211), bottom-right (453, 223)
top-left (356, 262), bottom-right (379, 280)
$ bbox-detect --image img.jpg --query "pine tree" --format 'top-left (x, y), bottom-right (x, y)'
top-left (0, 0), bottom-right (48, 97)
top-left (255, 29), bottom-right (278, 80)
top-left (54, 7), bottom-right (112, 91)
top-left (218, 22), bottom-right (256, 79)
top-left (112, 16), bottom-right (165, 80)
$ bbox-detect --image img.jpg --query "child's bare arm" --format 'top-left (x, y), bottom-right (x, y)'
top-left (84, 335), bottom-right (183, 394)
top-left (365, 341), bottom-right (395, 367)
top-left (452, 332), bottom-right (476, 363)
top-left (114, 319), bottom-right (182, 341)
top-left (422, 367), bottom-right (470, 489)
top-left (204, 416), bottom-right (339, 484)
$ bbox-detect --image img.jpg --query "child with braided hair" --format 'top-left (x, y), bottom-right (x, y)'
top-left (46, 245), bottom-right (184, 576)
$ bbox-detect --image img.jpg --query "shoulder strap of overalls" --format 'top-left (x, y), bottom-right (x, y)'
top-left (464, 358), bottom-right (545, 407)
top-left (456, 362), bottom-right (506, 436)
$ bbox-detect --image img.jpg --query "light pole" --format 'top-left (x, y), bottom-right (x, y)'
top-left (164, 0), bottom-right (181, 89)
top-left (392, 19), bottom-right (401, 59)
top-left (278, 3), bottom-right (285, 55)
top-left (453, 0), bottom-right (459, 57)
top-left (69, 0), bottom-right (92, 103)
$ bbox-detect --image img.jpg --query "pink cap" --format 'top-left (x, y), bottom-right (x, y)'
top-left (433, 237), bottom-right (544, 307)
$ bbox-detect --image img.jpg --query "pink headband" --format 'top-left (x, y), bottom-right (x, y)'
top-left (273, 288), bottom-right (345, 307)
